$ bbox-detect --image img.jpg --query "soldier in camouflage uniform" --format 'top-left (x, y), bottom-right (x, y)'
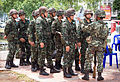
top-left (51, 9), bottom-right (64, 70)
top-left (35, 6), bottom-right (60, 76)
top-left (29, 9), bottom-right (39, 72)
top-left (4, 9), bottom-right (19, 69)
top-left (18, 10), bottom-right (31, 66)
top-left (76, 10), bottom-right (93, 73)
top-left (46, 8), bottom-right (56, 68)
top-left (81, 10), bottom-right (109, 81)
top-left (62, 8), bottom-right (78, 78)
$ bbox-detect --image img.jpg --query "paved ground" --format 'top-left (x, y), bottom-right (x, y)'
top-left (0, 59), bottom-right (120, 82)
top-left (0, 50), bottom-right (120, 82)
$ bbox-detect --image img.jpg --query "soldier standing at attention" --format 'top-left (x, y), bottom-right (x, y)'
top-left (46, 8), bottom-right (56, 68)
top-left (51, 9), bottom-right (64, 70)
top-left (81, 10), bottom-right (109, 81)
top-left (35, 6), bottom-right (60, 76)
top-left (4, 9), bottom-right (19, 69)
top-left (76, 10), bottom-right (93, 73)
top-left (62, 8), bottom-right (78, 78)
top-left (18, 10), bottom-right (31, 66)
top-left (29, 9), bottom-right (39, 72)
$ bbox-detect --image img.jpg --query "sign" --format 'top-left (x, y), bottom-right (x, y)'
top-left (100, 5), bottom-right (111, 20)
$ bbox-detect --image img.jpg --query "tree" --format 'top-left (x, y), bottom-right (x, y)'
top-left (83, 0), bottom-right (101, 11)
top-left (113, 0), bottom-right (120, 19)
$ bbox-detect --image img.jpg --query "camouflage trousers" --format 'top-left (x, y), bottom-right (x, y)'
top-left (38, 40), bottom-right (53, 68)
top-left (54, 35), bottom-right (63, 61)
top-left (63, 42), bottom-right (75, 68)
top-left (19, 41), bottom-right (31, 60)
top-left (31, 43), bottom-right (38, 63)
top-left (84, 43), bottom-right (104, 72)
top-left (7, 41), bottom-right (17, 61)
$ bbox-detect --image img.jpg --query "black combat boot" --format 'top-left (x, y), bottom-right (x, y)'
top-left (55, 60), bottom-right (60, 70)
top-left (39, 67), bottom-right (49, 76)
top-left (75, 48), bottom-right (80, 71)
top-left (5, 60), bottom-right (11, 69)
top-left (89, 69), bottom-right (93, 73)
top-left (82, 70), bottom-right (89, 80)
top-left (63, 67), bottom-right (72, 78)
top-left (31, 62), bottom-right (37, 72)
top-left (81, 62), bottom-right (85, 74)
top-left (75, 60), bottom-right (80, 71)
top-left (26, 56), bottom-right (31, 66)
top-left (97, 72), bottom-right (104, 81)
top-left (19, 58), bottom-right (27, 66)
top-left (50, 65), bottom-right (60, 73)
top-left (68, 66), bottom-right (78, 76)
top-left (11, 58), bottom-right (18, 68)
top-left (59, 60), bottom-right (62, 69)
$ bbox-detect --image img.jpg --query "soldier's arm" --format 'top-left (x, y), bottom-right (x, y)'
top-left (101, 24), bottom-right (109, 40)
top-left (62, 22), bottom-right (69, 46)
top-left (35, 18), bottom-right (43, 43)
top-left (77, 23), bottom-right (83, 42)
top-left (4, 20), bottom-right (11, 36)
top-left (81, 23), bottom-right (93, 32)
top-left (28, 20), bottom-right (35, 42)
top-left (51, 20), bottom-right (57, 34)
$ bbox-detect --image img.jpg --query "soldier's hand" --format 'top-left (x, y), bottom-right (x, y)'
top-left (3, 35), bottom-right (7, 39)
top-left (77, 42), bottom-right (81, 47)
top-left (40, 42), bottom-right (44, 48)
top-left (77, 17), bottom-right (81, 22)
top-left (66, 46), bottom-right (70, 52)
top-left (29, 41), bottom-right (35, 47)
top-left (20, 38), bottom-right (26, 42)
top-left (75, 44), bottom-right (77, 49)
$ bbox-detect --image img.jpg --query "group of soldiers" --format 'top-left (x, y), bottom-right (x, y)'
top-left (4, 6), bottom-right (109, 81)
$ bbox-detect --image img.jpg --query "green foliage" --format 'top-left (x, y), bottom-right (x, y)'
top-left (1, 0), bottom-right (100, 19)
top-left (113, 0), bottom-right (120, 11)
top-left (83, 0), bottom-right (101, 11)
top-left (113, 0), bottom-right (120, 19)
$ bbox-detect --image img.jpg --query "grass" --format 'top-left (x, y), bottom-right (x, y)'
top-left (8, 71), bottom-right (36, 82)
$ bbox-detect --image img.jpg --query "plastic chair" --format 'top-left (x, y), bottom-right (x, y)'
top-left (103, 45), bottom-right (118, 68)
top-left (112, 35), bottom-right (120, 51)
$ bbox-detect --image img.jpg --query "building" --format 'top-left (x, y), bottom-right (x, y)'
top-left (100, 0), bottom-right (118, 20)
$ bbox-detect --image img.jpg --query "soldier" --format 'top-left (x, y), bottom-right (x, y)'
top-left (4, 9), bottom-right (19, 69)
top-left (62, 8), bottom-right (78, 78)
top-left (18, 10), bottom-right (31, 66)
top-left (35, 6), bottom-right (60, 76)
top-left (46, 8), bottom-right (56, 68)
top-left (51, 9), bottom-right (64, 70)
top-left (76, 10), bottom-right (93, 73)
top-left (81, 10), bottom-right (108, 81)
top-left (29, 9), bottom-right (39, 72)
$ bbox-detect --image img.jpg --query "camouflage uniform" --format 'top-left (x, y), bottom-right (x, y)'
top-left (82, 10), bottom-right (109, 81)
top-left (76, 10), bottom-right (93, 72)
top-left (36, 6), bottom-right (59, 76)
top-left (29, 10), bottom-right (39, 72)
top-left (51, 14), bottom-right (63, 70)
top-left (4, 9), bottom-right (19, 69)
top-left (78, 18), bottom-right (92, 72)
top-left (62, 8), bottom-right (78, 78)
top-left (18, 10), bottom-right (30, 66)
top-left (46, 8), bottom-right (56, 67)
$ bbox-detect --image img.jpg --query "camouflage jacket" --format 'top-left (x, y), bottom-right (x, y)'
top-left (77, 18), bottom-right (92, 41)
top-left (28, 19), bottom-right (36, 42)
top-left (18, 19), bottom-right (29, 40)
top-left (35, 16), bottom-right (51, 43)
top-left (4, 17), bottom-right (19, 42)
top-left (47, 16), bottom-right (55, 26)
top-left (81, 20), bottom-right (109, 47)
top-left (62, 19), bottom-right (78, 46)
top-left (51, 18), bottom-right (62, 35)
